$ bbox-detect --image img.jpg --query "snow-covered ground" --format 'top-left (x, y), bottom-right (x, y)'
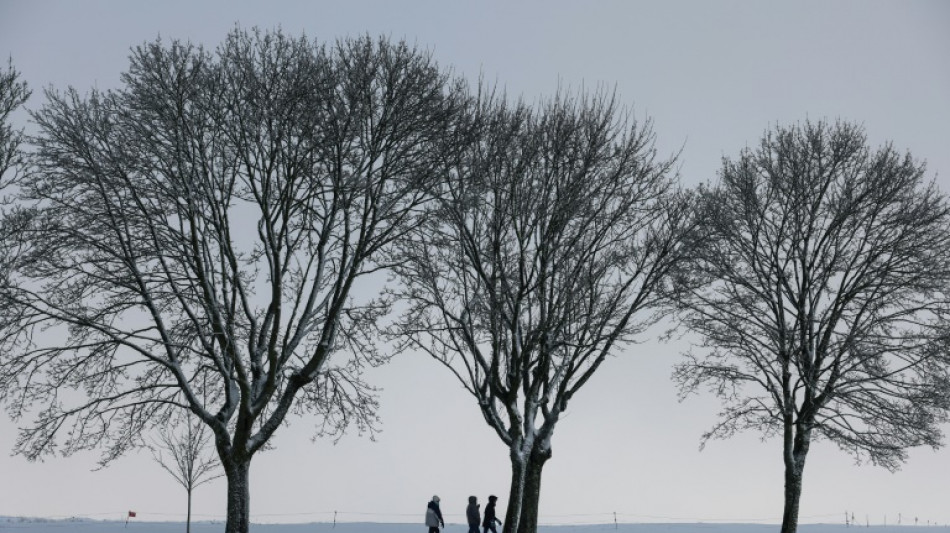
top-left (1, 519), bottom-right (948, 533)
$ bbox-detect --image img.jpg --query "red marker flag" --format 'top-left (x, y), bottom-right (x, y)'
top-left (128, 512), bottom-right (137, 518)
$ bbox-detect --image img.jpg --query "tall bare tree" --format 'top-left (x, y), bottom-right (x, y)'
top-left (151, 415), bottom-right (222, 533)
top-left (0, 59), bottom-right (30, 188)
top-left (672, 121), bottom-right (950, 533)
top-left (0, 29), bottom-right (458, 533)
top-left (390, 88), bottom-right (694, 533)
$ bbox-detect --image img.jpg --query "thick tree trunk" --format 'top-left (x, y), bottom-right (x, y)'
top-left (224, 460), bottom-right (251, 533)
top-left (516, 447), bottom-right (551, 533)
top-left (781, 465), bottom-right (804, 533)
top-left (502, 452), bottom-right (527, 533)
top-left (780, 426), bottom-right (811, 533)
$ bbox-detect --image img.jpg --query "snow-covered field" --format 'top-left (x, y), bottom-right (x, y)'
top-left (2, 519), bottom-right (948, 533)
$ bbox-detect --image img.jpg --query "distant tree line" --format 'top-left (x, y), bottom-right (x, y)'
top-left (0, 28), bottom-right (948, 533)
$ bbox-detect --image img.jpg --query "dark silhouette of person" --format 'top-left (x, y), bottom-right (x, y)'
top-left (467, 495), bottom-right (481, 533)
top-left (482, 495), bottom-right (502, 533)
top-left (426, 495), bottom-right (445, 533)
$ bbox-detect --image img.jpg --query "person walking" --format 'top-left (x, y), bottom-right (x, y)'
top-left (482, 495), bottom-right (501, 533)
top-left (426, 495), bottom-right (445, 533)
top-left (466, 496), bottom-right (481, 533)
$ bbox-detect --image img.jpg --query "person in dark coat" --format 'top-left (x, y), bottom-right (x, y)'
top-left (426, 495), bottom-right (445, 533)
top-left (482, 495), bottom-right (502, 533)
top-left (466, 496), bottom-right (481, 533)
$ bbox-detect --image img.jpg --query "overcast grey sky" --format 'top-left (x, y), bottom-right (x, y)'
top-left (1, 0), bottom-right (949, 526)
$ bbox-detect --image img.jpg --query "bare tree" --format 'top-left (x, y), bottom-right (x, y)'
top-left (0, 58), bottom-right (30, 188)
top-left (151, 415), bottom-right (222, 533)
top-left (0, 29), bottom-right (458, 533)
top-left (390, 88), bottom-right (694, 533)
top-left (672, 121), bottom-right (950, 533)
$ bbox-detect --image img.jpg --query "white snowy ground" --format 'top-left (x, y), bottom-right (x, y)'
top-left (2, 519), bottom-right (949, 533)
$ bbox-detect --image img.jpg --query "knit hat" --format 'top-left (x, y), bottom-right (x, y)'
top-left (432, 495), bottom-right (440, 503)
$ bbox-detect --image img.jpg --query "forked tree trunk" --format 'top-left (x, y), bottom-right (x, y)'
top-left (224, 460), bottom-right (251, 533)
top-left (516, 447), bottom-right (551, 533)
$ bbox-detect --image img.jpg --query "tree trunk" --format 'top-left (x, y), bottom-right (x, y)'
top-left (224, 460), bottom-right (251, 533)
top-left (502, 451), bottom-right (527, 533)
top-left (516, 447), bottom-right (551, 533)
top-left (186, 487), bottom-right (193, 533)
top-left (781, 463), bottom-right (804, 533)
top-left (780, 426), bottom-right (811, 533)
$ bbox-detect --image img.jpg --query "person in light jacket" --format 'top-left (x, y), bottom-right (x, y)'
top-left (482, 495), bottom-right (501, 533)
top-left (466, 496), bottom-right (481, 533)
top-left (426, 495), bottom-right (445, 533)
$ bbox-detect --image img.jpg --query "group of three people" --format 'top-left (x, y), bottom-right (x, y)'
top-left (426, 494), bottom-right (503, 533)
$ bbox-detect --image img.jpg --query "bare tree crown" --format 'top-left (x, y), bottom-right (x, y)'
top-left (674, 120), bottom-right (950, 468)
top-left (395, 88), bottom-right (690, 443)
top-left (0, 29), bottom-right (458, 470)
top-left (152, 416), bottom-right (222, 492)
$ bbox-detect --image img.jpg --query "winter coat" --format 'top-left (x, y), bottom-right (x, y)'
top-left (467, 502), bottom-right (480, 526)
top-left (426, 501), bottom-right (444, 527)
top-left (483, 502), bottom-right (500, 527)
